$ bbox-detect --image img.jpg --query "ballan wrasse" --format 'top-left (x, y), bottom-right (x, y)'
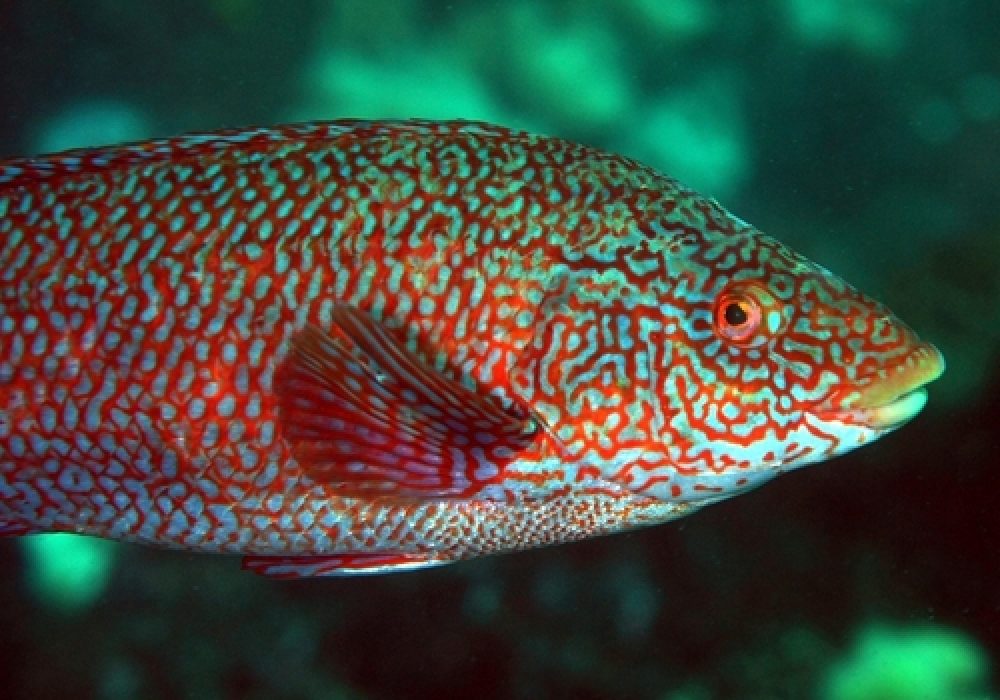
top-left (0, 120), bottom-right (944, 578)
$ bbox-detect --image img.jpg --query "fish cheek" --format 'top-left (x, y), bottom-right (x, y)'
top-left (662, 333), bottom-right (782, 454)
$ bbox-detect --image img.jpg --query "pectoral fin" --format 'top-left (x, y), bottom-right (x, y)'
top-left (275, 305), bottom-right (538, 499)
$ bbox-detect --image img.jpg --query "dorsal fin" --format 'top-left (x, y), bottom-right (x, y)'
top-left (0, 119), bottom-right (531, 188)
top-left (0, 122), bottom-right (359, 187)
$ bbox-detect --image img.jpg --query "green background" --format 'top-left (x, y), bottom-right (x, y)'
top-left (0, 1), bottom-right (997, 698)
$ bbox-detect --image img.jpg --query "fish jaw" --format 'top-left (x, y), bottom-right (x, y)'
top-left (820, 342), bottom-right (946, 431)
top-left (629, 341), bottom-right (946, 507)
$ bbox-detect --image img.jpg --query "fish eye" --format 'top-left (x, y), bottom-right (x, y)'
top-left (714, 288), bottom-right (764, 345)
top-left (724, 301), bottom-right (749, 326)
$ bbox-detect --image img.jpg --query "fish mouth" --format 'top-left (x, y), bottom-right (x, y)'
top-left (824, 343), bottom-right (946, 430)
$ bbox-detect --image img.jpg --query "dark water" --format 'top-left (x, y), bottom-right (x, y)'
top-left (0, 1), bottom-right (997, 698)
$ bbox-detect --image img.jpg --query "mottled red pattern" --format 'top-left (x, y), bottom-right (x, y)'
top-left (0, 120), bottom-right (942, 576)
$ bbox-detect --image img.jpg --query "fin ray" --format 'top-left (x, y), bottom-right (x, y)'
top-left (242, 553), bottom-right (449, 578)
top-left (275, 306), bottom-right (537, 498)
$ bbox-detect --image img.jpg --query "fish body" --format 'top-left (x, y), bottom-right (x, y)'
top-left (0, 120), bottom-right (943, 577)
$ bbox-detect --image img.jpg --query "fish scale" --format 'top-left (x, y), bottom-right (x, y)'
top-left (0, 120), bottom-right (943, 577)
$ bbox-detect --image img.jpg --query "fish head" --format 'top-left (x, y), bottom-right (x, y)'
top-left (628, 218), bottom-right (946, 503)
top-left (522, 206), bottom-right (944, 505)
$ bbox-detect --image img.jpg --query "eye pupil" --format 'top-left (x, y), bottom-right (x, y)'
top-left (725, 302), bottom-right (749, 326)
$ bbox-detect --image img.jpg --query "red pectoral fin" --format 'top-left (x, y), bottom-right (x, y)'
top-left (242, 553), bottom-right (449, 578)
top-left (275, 306), bottom-right (538, 498)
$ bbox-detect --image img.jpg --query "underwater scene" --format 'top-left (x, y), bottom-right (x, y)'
top-left (0, 1), bottom-right (998, 698)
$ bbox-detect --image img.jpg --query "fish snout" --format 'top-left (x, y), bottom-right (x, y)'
top-left (823, 341), bottom-right (946, 430)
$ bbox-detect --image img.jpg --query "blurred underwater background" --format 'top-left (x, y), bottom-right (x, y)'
top-left (0, 0), bottom-right (998, 698)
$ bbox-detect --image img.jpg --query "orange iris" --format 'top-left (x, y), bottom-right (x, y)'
top-left (714, 286), bottom-right (766, 346)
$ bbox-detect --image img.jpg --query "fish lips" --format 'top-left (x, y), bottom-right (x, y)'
top-left (820, 343), bottom-right (946, 431)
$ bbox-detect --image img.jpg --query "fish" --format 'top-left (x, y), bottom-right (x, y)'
top-left (0, 120), bottom-right (944, 578)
